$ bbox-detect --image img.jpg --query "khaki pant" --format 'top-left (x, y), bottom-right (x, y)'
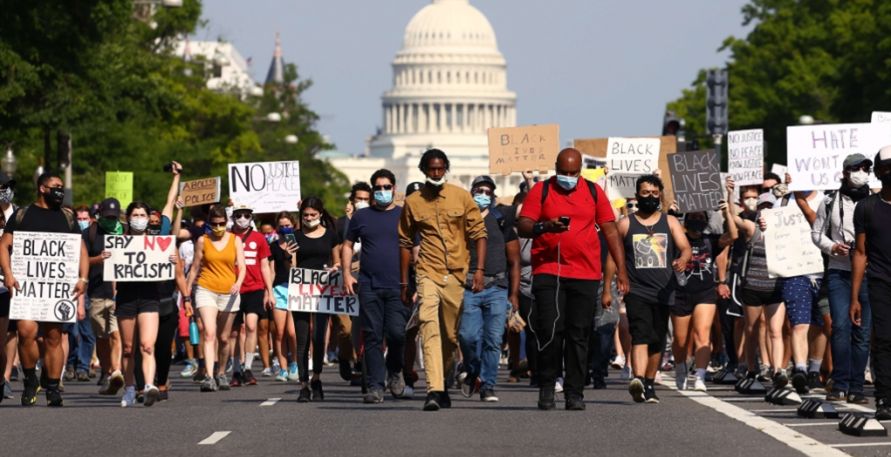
top-left (417, 274), bottom-right (464, 392)
top-left (89, 297), bottom-right (118, 338)
top-left (333, 314), bottom-right (355, 362)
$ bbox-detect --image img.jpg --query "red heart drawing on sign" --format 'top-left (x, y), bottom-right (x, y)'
top-left (155, 236), bottom-right (173, 252)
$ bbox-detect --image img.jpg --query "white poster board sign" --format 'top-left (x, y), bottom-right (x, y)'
top-left (763, 206), bottom-right (824, 278)
top-left (872, 111), bottom-right (891, 123)
top-left (229, 161), bottom-right (301, 214)
top-left (786, 123), bottom-right (891, 191)
top-left (287, 268), bottom-right (358, 316)
top-left (103, 235), bottom-right (175, 282)
top-left (604, 137), bottom-right (660, 200)
top-left (9, 232), bottom-right (82, 323)
top-left (771, 164), bottom-right (787, 177)
top-left (728, 129), bottom-right (764, 187)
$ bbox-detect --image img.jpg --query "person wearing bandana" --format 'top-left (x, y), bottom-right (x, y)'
top-left (0, 171), bottom-right (89, 407)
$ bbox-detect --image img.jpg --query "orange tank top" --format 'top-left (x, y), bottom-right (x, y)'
top-left (197, 233), bottom-right (237, 294)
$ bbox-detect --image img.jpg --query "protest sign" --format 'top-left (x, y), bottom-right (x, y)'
top-left (720, 172), bottom-right (739, 202)
top-left (727, 129), bottom-right (764, 186)
top-left (605, 137), bottom-right (661, 175)
top-left (872, 111), bottom-right (891, 123)
top-left (763, 206), bottom-right (824, 278)
top-left (105, 172), bottom-right (133, 207)
top-left (487, 124), bottom-right (559, 175)
top-left (786, 123), bottom-right (891, 191)
top-left (229, 161), bottom-right (301, 214)
top-left (103, 235), bottom-right (175, 282)
top-left (287, 268), bottom-right (358, 316)
top-left (180, 177), bottom-right (221, 207)
top-left (668, 150), bottom-right (723, 213)
top-left (9, 232), bottom-right (82, 323)
top-left (771, 164), bottom-right (787, 176)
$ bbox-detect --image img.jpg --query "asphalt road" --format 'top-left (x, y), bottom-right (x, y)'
top-left (1, 363), bottom-right (889, 457)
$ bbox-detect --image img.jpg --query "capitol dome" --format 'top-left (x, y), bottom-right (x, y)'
top-left (401, 0), bottom-right (500, 55)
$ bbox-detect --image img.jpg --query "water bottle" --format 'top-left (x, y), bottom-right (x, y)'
top-left (189, 317), bottom-right (200, 346)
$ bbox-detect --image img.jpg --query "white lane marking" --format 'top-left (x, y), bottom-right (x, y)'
top-left (784, 422), bottom-right (840, 427)
top-left (748, 408), bottom-right (798, 413)
top-left (664, 386), bottom-right (849, 457)
top-left (829, 442), bottom-right (891, 448)
top-left (720, 397), bottom-right (770, 402)
top-left (260, 397), bottom-right (281, 407)
top-left (198, 431), bottom-right (231, 445)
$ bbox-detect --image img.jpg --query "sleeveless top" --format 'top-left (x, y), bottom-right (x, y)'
top-left (743, 228), bottom-right (779, 293)
top-left (624, 213), bottom-right (676, 303)
top-left (197, 234), bottom-right (237, 294)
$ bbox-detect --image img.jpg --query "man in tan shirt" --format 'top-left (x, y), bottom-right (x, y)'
top-left (399, 149), bottom-right (487, 411)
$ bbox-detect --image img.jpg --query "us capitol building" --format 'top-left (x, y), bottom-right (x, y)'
top-left (328, 0), bottom-right (521, 192)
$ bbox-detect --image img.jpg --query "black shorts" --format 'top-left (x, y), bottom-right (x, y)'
top-left (239, 290), bottom-right (267, 317)
top-left (624, 294), bottom-right (670, 353)
top-left (0, 291), bottom-right (9, 318)
top-left (671, 288), bottom-right (717, 317)
top-left (115, 299), bottom-right (160, 318)
top-left (741, 287), bottom-right (784, 307)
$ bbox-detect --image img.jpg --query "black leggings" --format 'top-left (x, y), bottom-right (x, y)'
top-left (135, 311), bottom-right (179, 389)
top-left (292, 312), bottom-right (331, 381)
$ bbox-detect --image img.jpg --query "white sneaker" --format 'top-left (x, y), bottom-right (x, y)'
top-left (675, 362), bottom-right (688, 390)
top-left (620, 366), bottom-right (632, 380)
top-left (261, 367), bottom-right (273, 377)
top-left (693, 377), bottom-right (708, 392)
top-left (610, 355), bottom-right (626, 370)
top-left (555, 377), bottom-right (564, 394)
top-left (121, 386), bottom-right (136, 408)
top-left (400, 385), bottom-right (415, 399)
top-left (144, 384), bottom-right (160, 407)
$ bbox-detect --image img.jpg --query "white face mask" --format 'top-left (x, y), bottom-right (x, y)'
top-left (849, 170), bottom-right (870, 188)
top-left (304, 218), bottom-right (320, 229)
top-left (130, 217), bottom-right (148, 232)
top-left (354, 201), bottom-right (370, 211)
top-left (235, 218), bottom-right (251, 229)
top-left (426, 176), bottom-right (446, 187)
top-left (743, 198), bottom-right (758, 213)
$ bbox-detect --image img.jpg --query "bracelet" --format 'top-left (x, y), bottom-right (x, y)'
top-left (78, 277), bottom-right (88, 284)
top-left (183, 297), bottom-right (192, 302)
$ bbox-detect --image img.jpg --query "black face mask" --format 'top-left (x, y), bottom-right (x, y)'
top-left (147, 225), bottom-right (162, 236)
top-left (44, 187), bottom-right (64, 208)
top-left (636, 195), bottom-right (660, 214)
top-left (881, 173), bottom-right (891, 187)
top-left (685, 220), bottom-right (708, 233)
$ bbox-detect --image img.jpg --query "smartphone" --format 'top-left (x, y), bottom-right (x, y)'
top-left (163, 162), bottom-right (174, 172)
top-left (559, 216), bottom-right (571, 227)
top-left (283, 233), bottom-right (297, 246)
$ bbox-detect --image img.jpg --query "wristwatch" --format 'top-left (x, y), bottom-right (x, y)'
top-left (78, 277), bottom-right (88, 284)
top-left (716, 279), bottom-right (727, 285)
top-left (532, 222), bottom-right (546, 237)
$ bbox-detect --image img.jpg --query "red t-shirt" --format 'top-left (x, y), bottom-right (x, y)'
top-left (519, 177), bottom-right (615, 280)
top-left (237, 229), bottom-right (272, 293)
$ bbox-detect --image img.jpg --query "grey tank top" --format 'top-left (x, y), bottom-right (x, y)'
top-left (624, 213), bottom-right (676, 303)
top-left (743, 228), bottom-right (779, 292)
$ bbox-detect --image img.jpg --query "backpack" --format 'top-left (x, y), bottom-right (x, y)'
top-left (15, 204), bottom-right (76, 232)
top-left (539, 178), bottom-right (599, 206)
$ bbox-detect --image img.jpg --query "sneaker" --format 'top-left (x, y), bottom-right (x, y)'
top-left (310, 379), bottom-right (324, 401)
top-left (243, 370), bottom-right (257, 386)
top-left (200, 376), bottom-right (218, 392)
top-left (363, 388), bottom-right (384, 404)
top-left (192, 369), bottom-right (205, 383)
top-left (180, 360), bottom-right (197, 378)
top-left (339, 359), bottom-right (352, 381)
top-left (440, 390), bottom-right (452, 409)
top-left (693, 377), bottom-right (708, 392)
top-left (387, 373), bottom-right (405, 398)
top-left (261, 367), bottom-right (274, 378)
top-left (629, 378), bottom-right (645, 403)
top-left (661, 358), bottom-right (675, 372)
top-left (757, 365), bottom-right (771, 383)
top-left (847, 393), bottom-right (869, 405)
top-left (772, 369), bottom-right (789, 389)
top-left (538, 387), bottom-right (556, 410)
top-left (144, 385), bottom-right (160, 407)
top-left (159, 390), bottom-right (169, 402)
top-left (610, 355), bottom-right (626, 370)
top-left (2, 379), bottom-right (12, 399)
top-left (63, 366), bottom-right (76, 382)
top-left (121, 386), bottom-right (136, 407)
top-left (876, 399), bottom-right (891, 421)
top-left (229, 372), bottom-right (243, 388)
top-left (21, 374), bottom-right (38, 406)
top-left (675, 362), bottom-right (688, 391)
top-left (101, 370), bottom-right (125, 396)
top-left (644, 384), bottom-right (660, 404)
top-left (565, 395), bottom-right (585, 411)
top-left (287, 363), bottom-right (300, 382)
top-left (76, 370), bottom-right (90, 382)
top-left (399, 386), bottom-right (415, 399)
top-left (216, 375), bottom-right (230, 391)
top-left (45, 386), bottom-right (63, 407)
top-left (480, 388), bottom-right (499, 402)
top-left (555, 377), bottom-right (564, 394)
top-left (275, 369), bottom-right (288, 383)
top-left (423, 392), bottom-right (442, 411)
top-left (620, 366), bottom-right (632, 381)
top-left (297, 386), bottom-right (311, 403)
top-left (592, 376), bottom-right (607, 390)
top-left (225, 359), bottom-right (233, 374)
top-left (807, 371), bottom-right (822, 390)
top-left (825, 390), bottom-right (844, 401)
top-left (790, 369), bottom-right (809, 394)
top-left (458, 372), bottom-right (480, 398)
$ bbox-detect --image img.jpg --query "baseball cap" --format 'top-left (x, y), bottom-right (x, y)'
top-left (876, 146), bottom-right (891, 166)
top-left (100, 198), bottom-right (121, 218)
top-left (471, 175), bottom-right (497, 191)
top-left (231, 203), bottom-right (253, 213)
top-left (0, 172), bottom-right (15, 188)
top-left (843, 153), bottom-right (872, 169)
top-left (757, 192), bottom-right (776, 208)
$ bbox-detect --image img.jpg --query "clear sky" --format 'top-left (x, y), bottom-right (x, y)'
top-left (198, 0), bottom-right (751, 154)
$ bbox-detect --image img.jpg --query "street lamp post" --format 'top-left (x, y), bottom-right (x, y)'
top-left (2, 145), bottom-right (16, 176)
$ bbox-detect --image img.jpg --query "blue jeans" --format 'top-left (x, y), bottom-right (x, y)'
top-left (359, 285), bottom-right (409, 391)
top-left (458, 286), bottom-right (509, 389)
top-left (827, 269), bottom-right (871, 394)
top-left (67, 313), bottom-right (95, 372)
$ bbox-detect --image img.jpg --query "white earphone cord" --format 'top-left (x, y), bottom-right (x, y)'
top-left (527, 240), bottom-right (561, 353)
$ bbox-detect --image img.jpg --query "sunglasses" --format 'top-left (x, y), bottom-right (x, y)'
top-left (372, 184), bottom-right (394, 191)
top-left (209, 222), bottom-right (227, 228)
top-left (626, 202), bottom-right (638, 209)
top-left (233, 213), bottom-right (251, 220)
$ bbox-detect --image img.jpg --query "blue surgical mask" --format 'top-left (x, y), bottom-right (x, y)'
top-left (78, 220), bottom-right (90, 232)
top-left (473, 194), bottom-right (491, 210)
top-left (556, 175), bottom-right (579, 191)
top-left (374, 190), bottom-right (393, 206)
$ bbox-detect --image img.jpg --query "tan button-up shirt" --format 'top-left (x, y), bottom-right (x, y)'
top-left (399, 183), bottom-right (487, 286)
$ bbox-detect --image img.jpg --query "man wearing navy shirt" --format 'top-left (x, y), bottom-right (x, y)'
top-left (343, 169), bottom-right (409, 404)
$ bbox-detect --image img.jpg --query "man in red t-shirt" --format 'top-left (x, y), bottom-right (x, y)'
top-left (517, 148), bottom-right (629, 411)
top-left (229, 204), bottom-right (274, 386)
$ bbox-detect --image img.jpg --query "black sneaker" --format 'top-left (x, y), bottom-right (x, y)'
top-left (423, 392), bottom-right (441, 411)
top-left (310, 379), bottom-right (324, 401)
top-left (538, 387), bottom-right (556, 410)
top-left (644, 384), bottom-right (660, 404)
top-left (21, 374), bottom-right (38, 406)
top-left (339, 360), bottom-right (352, 382)
top-left (480, 388), bottom-right (499, 402)
top-left (629, 378), bottom-right (645, 403)
top-left (592, 375), bottom-right (607, 390)
top-left (847, 393), bottom-right (869, 405)
top-left (772, 370), bottom-right (789, 389)
top-left (877, 399), bottom-right (891, 421)
top-left (363, 388), bottom-right (384, 404)
top-left (791, 370), bottom-right (809, 394)
top-left (565, 395), bottom-right (586, 411)
top-left (45, 387), bottom-right (63, 407)
top-left (297, 386), bottom-right (311, 403)
top-left (807, 371), bottom-right (822, 390)
top-left (439, 390), bottom-right (452, 409)
top-left (243, 370), bottom-right (257, 386)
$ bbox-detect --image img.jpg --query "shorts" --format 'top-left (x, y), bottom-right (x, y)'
top-left (671, 288), bottom-right (717, 317)
top-left (274, 284), bottom-right (289, 311)
top-left (0, 291), bottom-right (9, 318)
top-left (239, 290), bottom-right (266, 317)
top-left (782, 276), bottom-right (823, 327)
top-left (740, 287), bottom-right (783, 308)
top-left (195, 286), bottom-right (240, 313)
top-left (624, 294), bottom-right (670, 354)
top-left (90, 297), bottom-right (119, 337)
top-left (115, 299), bottom-right (160, 318)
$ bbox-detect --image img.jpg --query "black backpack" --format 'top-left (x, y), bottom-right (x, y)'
top-left (539, 178), bottom-right (599, 206)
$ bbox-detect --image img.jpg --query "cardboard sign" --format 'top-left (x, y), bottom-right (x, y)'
top-left (668, 150), bottom-right (723, 213)
top-left (180, 177), bottom-right (221, 207)
top-left (872, 111), bottom-right (891, 123)
top-left (103, 235), bottom-right (175, 282)
top-left (488, 124), bottom-right (560, 175)
top-left (229, 161), bottom-right (301, 214)
top-left (287, 268), bottom-right (358, 316)
top-left (763, 206), bottom-right (824, 278)
top-left (105, 172), bottom-right (133, 208)
top-left (786, 123), bottom-right (891, 191)
top-left (727, 129), bottom-right (764, 187)
top-left (9, 232), bottom-right (82, 323)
